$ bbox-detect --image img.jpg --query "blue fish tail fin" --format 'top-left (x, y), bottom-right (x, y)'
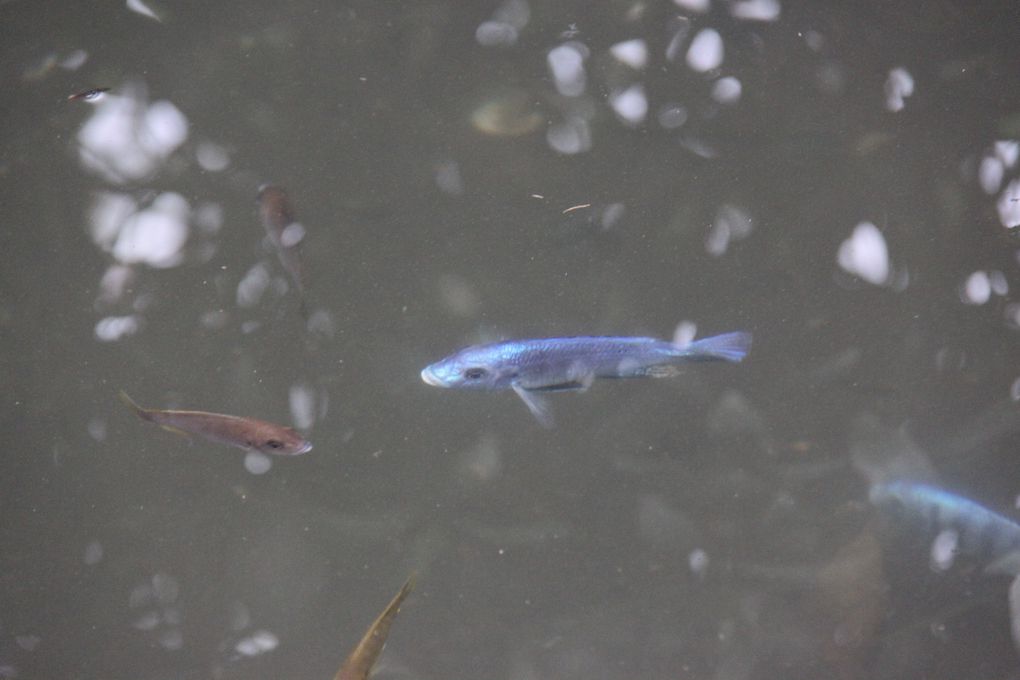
top-left (682, 331), bottom-right (752, 363)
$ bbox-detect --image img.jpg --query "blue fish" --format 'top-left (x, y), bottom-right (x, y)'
top-left (421, 330), bottom-right (752, 425)
top-left (871, 480), bottom-right (1020, 575)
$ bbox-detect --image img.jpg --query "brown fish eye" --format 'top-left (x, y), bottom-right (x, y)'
top-left (266, 440), bottom-right (283, 449)
top-left (464, 367), bottom-right (487, 380)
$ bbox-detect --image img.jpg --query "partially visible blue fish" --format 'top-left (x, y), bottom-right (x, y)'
top-left (421, 329), bottom-right (751, 425)
top-left (870, 480), bottom-right (1020, 575)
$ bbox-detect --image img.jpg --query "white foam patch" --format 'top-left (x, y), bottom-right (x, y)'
top-left (686, 29), bottom-right (723, 73)
top-left (837, 221), bottom-right (889, 285)
top-left (609, 84), bottom-right (648, 125)
top-left (884, 67), bottom-right (914, 112)
top-left (610, 39), bottom-right (648, 69)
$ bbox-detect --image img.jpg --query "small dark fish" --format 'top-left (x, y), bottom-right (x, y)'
top-left (67, 87), bottom-right (110, 102)
top-left (119, 391), bottom-right (312, 456)
top-left (421, 330), bottom-right (751, 426)
top-left (257, 184), bottom-right (308, 297)
top-left (335, 574), bottom-right (415, 680)
top-left (871, 480), bottom-right (1020, 575)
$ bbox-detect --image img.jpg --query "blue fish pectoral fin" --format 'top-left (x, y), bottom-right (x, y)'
top-left (512, 383), bottom-right (555, 428)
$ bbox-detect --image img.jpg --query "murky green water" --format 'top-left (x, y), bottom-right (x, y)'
top-left (2, 1), bottom-right (1020, 678)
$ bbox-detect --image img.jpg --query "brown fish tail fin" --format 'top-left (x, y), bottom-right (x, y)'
top-left (119, 390), bottom-right (155, 422)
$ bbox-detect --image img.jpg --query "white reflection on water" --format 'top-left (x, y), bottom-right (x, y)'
top-left (706, 203), bottom-right (753, 257)
top-left (94, 315), bottom-right (141, 342)
top-left (997, 179), bottom-right (1020, 228)
top-left (112, 193), bottom-right (190, 268)
top-left (610, 39), bottom-right (648, 70)
top-left (730, 0), bottom-right (781, 22)
top-left (609, 84), bottom-right (648, 126)
top-left (234, 629), bottom-right (279, 657)
top-left (960, 271), bottom-right (991, 305)
top-left (673, 0), bottom-right (709, 13)
top-left (475, 0), bottom-right (529, 48)
top-left (548, 43), bottom-right (587, 97)
top-left (712, 76), bottom-right (742, 104)
top-left (836, 221), bottom-right (890, 286)
top-left (78, 87), bottom-right (187, 183)
top-left (686, 28), bottom-right (723, 73)
top-left (244, 451), bottom-right (273, 475)
top-left (884, 67), bottom-right (914, 113)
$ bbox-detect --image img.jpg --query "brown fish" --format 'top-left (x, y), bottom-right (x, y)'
top-left (119, 391), bottom-right (312, 456)
top-left (257, 184), bottom-right (308, 296)
top-left (335, 574), bottom-right (415, 680)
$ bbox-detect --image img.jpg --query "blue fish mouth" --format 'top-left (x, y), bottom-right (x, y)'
top-left (421, 366), bottom-right (445, 387)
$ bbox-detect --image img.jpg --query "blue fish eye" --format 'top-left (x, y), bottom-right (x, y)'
top-left (464, 367), bottom-right (487, 380)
